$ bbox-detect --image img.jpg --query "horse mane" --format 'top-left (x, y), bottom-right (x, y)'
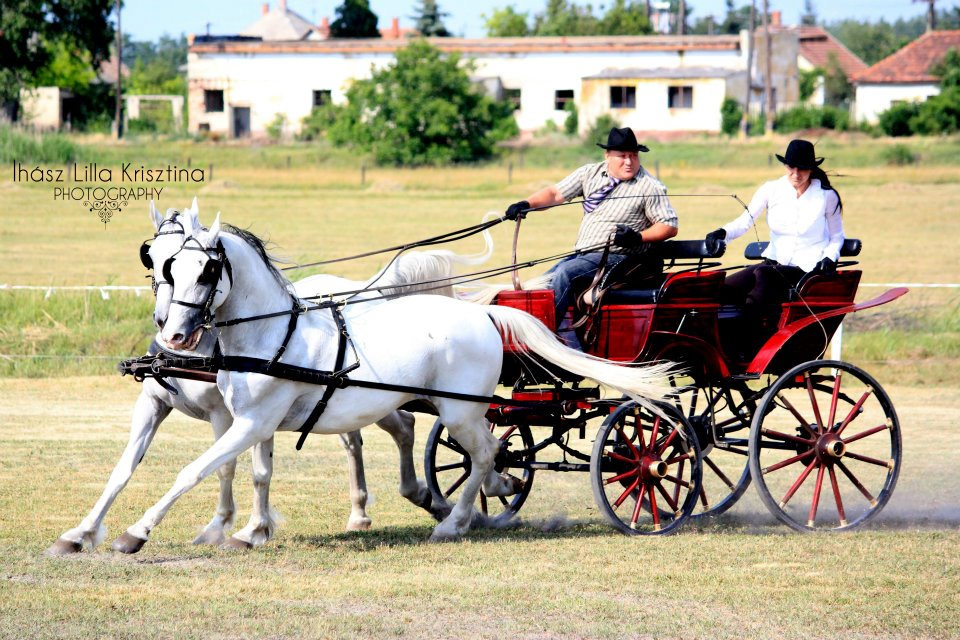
top-left (222, 223), bottom-right (291, 289)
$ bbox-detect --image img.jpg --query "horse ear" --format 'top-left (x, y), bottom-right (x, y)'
top-left (191, 196), bottom-right (199, 216)
top-left (209, 213), bottom-right (221, 240)
top-left (149, 200), bottom-right (163, 231)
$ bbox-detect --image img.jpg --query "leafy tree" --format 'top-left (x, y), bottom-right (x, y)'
top-left (532, 0), bottom-right (599, 36)
top-left (598, 0), bottom-right (653, 35)
top-left (909, 87), bottom-right (960, 135)
top-left (826, 18), bottom-right (921, 66)
top-left (718, 0), bottom-right (750, 35)
top-left (125, 35), bottom-right (187, 95)
top-left (799, 67), bottom-right (822, 102)
top-left (411, 0), bottom-right (452, 37)
top-left (0, 0), bottom-right (115, 103)
top-left (322, 40), bottom-right (518, 165)
top-left (931, 48), bottom-right (960, 89)
top-left (800, 0), bottom-right (818, 26)
top-left (330, 0), bottom-right (381, 38)
top-left (32, 40), bottom-right (96, 93)
top-left (484, 7), bottom-right (531, 36)
top-left (822, 53), bottom-right (852, 107)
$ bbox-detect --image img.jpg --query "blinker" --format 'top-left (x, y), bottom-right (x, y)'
top-left (139, 242), bottom-right (153, 269)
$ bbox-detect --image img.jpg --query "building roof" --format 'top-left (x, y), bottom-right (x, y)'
top-left (240, 2), bottom-right (316, 41)
top-left (796, 25), bottom-right (867, 79)
top-left (190, 34), bottom-right (742, 56)
top-left (584, 66), bottom-right (740, 80)
top-left (95, 54), bottom-right (130, 84)
top-left (853, 30), bottom-right (960, 85)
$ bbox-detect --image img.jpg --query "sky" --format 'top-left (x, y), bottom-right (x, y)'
top-left (122, 0), bottom-right (955, 42)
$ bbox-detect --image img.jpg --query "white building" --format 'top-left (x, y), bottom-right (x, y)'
top-left (853, 30), bottom-right (960, 124)
top-left (187, 2), bottom-right (799, 139)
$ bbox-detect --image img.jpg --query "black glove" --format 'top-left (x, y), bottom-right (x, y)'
top-left (815, 257), bottom-right (836, 275)
top-left (504, 200), bottom-right (529, 221)
top-left (613, 224), bottom-right (643, 248)
top-left (704, 228), bottom-right (726, 254)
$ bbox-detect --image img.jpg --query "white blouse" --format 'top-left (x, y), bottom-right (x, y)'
top-left (723, 176), bottom-right (844, 272)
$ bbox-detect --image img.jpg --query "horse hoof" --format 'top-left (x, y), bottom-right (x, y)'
top-left (221, 537), bottom-right (253, 551)
top-left (346, 517), bottom-right (372, 532)
top-left (192, 529), bottom-right (226, 546)
top-left (112, 532), bottom-right (147, 554)
top-left (46, 538), bottom-right (83, 555)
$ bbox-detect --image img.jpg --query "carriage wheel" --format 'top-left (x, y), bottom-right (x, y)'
top-left (747, 360), bottom-right (901, 532)
top-left (590, 401), bottom-right (702, 535)
top-left (666, 376), bottom-right (755, 521)
top-left (424, 419), bottom-right (535, 525)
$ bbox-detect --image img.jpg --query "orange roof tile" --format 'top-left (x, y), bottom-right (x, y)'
top-left (796, 26), bottom-right (867, 79)
top-left (853, 30), bottom-right (960, 84)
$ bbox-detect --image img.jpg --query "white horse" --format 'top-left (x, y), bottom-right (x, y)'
top-left (109, 216), bottom-right (673, 552)
top-left (48, 202), bottom-right (494, 554)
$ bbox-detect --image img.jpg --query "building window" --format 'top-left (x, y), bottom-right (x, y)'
top-left (313, 90), bottom-right (332, 107)
top-left (610, 86), bottom-right (636, 109)
top-left (198, 123), bottom-right (210, 132)
top-left (504, 88), bottom-right (521, 111)
top-left (204, 90), bottom-right (224, 113)
top-left (668, 86), bottom-right (694, 109)
top-left (554, 89), bottom-right (574, 111)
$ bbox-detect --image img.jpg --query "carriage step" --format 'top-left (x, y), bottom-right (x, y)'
top-left (526, 461), bottom-right (590, 472)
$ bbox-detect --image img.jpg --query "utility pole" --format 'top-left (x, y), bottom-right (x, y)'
top-left (114, 0), bottom-right (123, 139)
top-left (913, 0), bottom-right (936, 32)
top-left (740, 0), bottom-right (755, 138)
top-left (678, 0), bottom-right (686, 35)
top-left (762, 0), bottom-right (774, 136)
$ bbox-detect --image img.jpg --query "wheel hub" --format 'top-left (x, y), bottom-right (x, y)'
top-left (816, 433), bottom-right (846, 462)
top-left (641, 455), bottom-right (668, 481)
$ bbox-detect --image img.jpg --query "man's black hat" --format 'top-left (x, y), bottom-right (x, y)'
top-left (597, 127), bottom-right (649, 153)
top-left (776, 139), bottom-right (824, 169)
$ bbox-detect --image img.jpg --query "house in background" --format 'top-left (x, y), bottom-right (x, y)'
top-left (853, 30), bottom-right (960, 123)
top-left (795, 25), bottom-right (867, 105)
top-left (187, 2), bottom-right (800, 139)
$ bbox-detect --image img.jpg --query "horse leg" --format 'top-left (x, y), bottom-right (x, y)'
top-left (339, 431), bottom-right (373, 531)
top-left (49, 388), bottom-right (171, 555)
top-left (429, 410), bottom-right (500, 541)
top-left (376, 410), bottom-right (436, 516)
top-left (112, 416), bottom-right (276, 554)
top-left (225, 436), bottom-right (278, 549)
top-left (192, 410), bottom-right (237, 545)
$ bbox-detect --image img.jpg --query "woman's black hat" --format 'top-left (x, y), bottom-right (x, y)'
top-left (776, 139), bottom-right (824, 169)
top-left (597, 127), bottom-right (649, 153)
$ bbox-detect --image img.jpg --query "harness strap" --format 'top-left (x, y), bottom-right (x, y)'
top-left (267, 296), bottom-right (303, 373)
top-left (295, 306), bottom-right (350, 450)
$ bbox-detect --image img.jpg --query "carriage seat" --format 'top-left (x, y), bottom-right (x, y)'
top-left (744, 238), bottom-right (862, 260)
top-left (597, 240), bottom-right (726, 305)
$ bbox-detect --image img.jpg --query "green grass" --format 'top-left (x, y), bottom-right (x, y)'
top-left (1, 377), bottom-right (958, 639)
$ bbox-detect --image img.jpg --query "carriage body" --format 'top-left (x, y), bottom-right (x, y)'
top-left (425, 238), bottom-right (907, 534)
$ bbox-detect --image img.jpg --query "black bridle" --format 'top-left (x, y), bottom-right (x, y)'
top-left (164, 235), bottom-right (234, 326)
top-left (139, 214), bottom-right (187, 294)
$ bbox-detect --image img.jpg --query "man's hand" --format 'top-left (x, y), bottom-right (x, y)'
top-left (815, 257), bottom-right (836, 275)
top-left (613, 224), bottom-right (643, 248)
top-left (704, 228), bottom-right (726, 254)
top-left (504, 200), bottom-right (529, 221)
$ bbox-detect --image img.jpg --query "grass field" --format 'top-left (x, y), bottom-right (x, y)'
top-left (1, 133), bottom-right (959, 638)
top-left (0, 377), bottom-right (958, 640)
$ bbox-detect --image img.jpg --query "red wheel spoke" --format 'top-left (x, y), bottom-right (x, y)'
top-left (672, 459), bottom-right (685, 504)
top-left (807, 464), bottom-right (827, 527)
top-left (835, 390), bottom-right (874, 436)
top-left (827, 369), bottom-right (843, 428)
top-left (435, 461), bottom-right (467, 473)
top-left (762, 448), bottom-right (815, 474)
top-left (444, 471), bottom-right (469, 498)
top-left (664, 452), bottom-right (693, 465)
top-left (777, 394), bottom-right (818, 437)
top-left (704, 456), bottom-right (735, 490)
top-left (650, 416), bottom-right (662, 450)
top-left (699, 487), bottom-right (710, 508)
top-left (836, 461), bottom-right (877, 506)
top-left (629, 484), bottom-right (648, 528)
top-left (656, 428), bottom-right (679, 455)
top-left (656, 480), bottom-right (680, 513)
top-left (780, 458), bottom-right (819, 508)
top-left (607, 450), bottom-right (640, 465)
top-left (842, 423), bottom-right (889, 445)
top-left (613, 476), bottom-right (642, 509)
top-left (805, 372), bottom-right (825, 433)
top-left (828, 465), bottom-right (848, 526)
top-left (616, 426), bottom-right (643, 459)
top-left (605, 467), bottom-right (641, 486)
top-left (662, 474), bottom-right (692, 489)
top-left (761, 428), bottom-right (816, 446)
top-left (844, 450), bottom-right (893, 469)
top-left (649, 487), bottom-right (661, 529)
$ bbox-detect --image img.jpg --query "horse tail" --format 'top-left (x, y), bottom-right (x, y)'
top-left (459, 272), bottom-right (554, 305)
top-left (484, 305), bottom-right (675, 410)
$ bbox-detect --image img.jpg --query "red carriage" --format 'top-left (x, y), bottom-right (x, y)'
top-left (425, 236), bottom-right (908, 535)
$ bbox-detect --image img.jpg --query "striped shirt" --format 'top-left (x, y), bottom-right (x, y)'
top-left (555, 162), bottom-right (679, 254)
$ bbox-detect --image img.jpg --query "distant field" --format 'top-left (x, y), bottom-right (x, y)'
top-left (0, 377), bottom-right (957, 640)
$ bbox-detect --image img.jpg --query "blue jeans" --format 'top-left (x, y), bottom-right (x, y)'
top-left (547, 252), bottom-right (632, 348)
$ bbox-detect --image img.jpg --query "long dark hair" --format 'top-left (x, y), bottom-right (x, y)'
top-left (812, 166), bottom-right (843, 216)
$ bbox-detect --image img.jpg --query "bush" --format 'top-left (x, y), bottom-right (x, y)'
top-left (563, 101), bottom-right (578, 135)
top-left (266, 113), bottom-right (286, 142)
top-left (0, 125), bottom-right (77, 163)
top-left (881, 143), bottom-right (918, 165)
top-left (720, 98), bottom-right (742, 135)
top-left (909, 87), bottom-right (960, 135)
top-left (299, 104), bottom-right (341, 141)
top-left (774, 105), bottom-right (849, 132)
top-left (878, 101), bottom-right (921, 136)
top-left (126, 117), bottom-right (157, 134)
top-left (584, 114), bottom-right (620, 146)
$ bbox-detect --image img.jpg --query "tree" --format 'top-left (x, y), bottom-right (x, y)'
top-left (412, 0), bottom-right (452, 37)
top-left (718, 0), bottom-right (751, 35)
top-left (484, 7), bottom-right (530, 36)
top-left (822, 52), bottom-right (852, 107)
top-left (532, 0), bottom-right (599, 36)
top-left (800, 0), bottom-right (818, 26)
top-left (931, 48), bottom-right (960, 89)
top-left (323, 40), bottom-right (518, 165)
top-left (0, 0), bottom-right (115, 103)
top-left (329, 0), bottom-right (380, 38)
top-left (598, 0), bottom-right (653, 35)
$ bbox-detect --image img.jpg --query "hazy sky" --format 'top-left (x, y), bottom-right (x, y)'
top-left (122, 0), bottom-right (953, 41)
